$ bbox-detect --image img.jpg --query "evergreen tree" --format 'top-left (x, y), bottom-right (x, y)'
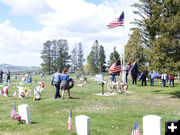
top-left (132, 0), bottom-right (180, 73)
top-left (108, 47), bottom-right (120, 67)
top-left (56, 39), bottom-right (71, 70)
top-left (99, 45), bottom-right (106, 72)
top-left (87, 40), bottom-right (99, 74)
top-left (41, 41), bottom-right (52, 74)
top-left (41, 39), bottom-right (70, 74)
top-left (70, 45), bottom-right (77, 73)
top-left (125, 29), bottom-right (146, 70)
top-left (77, 42), bottom-right (84, 70)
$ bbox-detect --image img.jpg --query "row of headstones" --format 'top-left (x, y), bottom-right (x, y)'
top-left (19, 105), bottom-right (163, 135)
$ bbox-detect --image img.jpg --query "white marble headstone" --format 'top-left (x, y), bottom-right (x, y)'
top-left (75, 115), bottom-right (89, 135)
top-left (18, 104), bottom-right (31, 124)
top-left (18, 87), bottom-right (24, 98)
top-left (143, 115), bottom-right (162, 135)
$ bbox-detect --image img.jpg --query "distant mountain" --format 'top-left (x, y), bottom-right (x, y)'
top-left (0, 64), bottom-right (40, 73)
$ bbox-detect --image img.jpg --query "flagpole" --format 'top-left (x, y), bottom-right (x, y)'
top-left (123, 0), bottom-right (125, 67)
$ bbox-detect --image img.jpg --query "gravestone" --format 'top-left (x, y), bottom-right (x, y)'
top-left (18, 87), bottom-right (24, 98)
top-left (75, 115), bottom-right (89, 135)
top-left (18, 104), bottom-right (30, 124)
top-left (143, 115), bottom-right (162, 135)
top-left (3, 86), bottom-right (8, 97)
top-left (95, 74), bottom-right (106, 95)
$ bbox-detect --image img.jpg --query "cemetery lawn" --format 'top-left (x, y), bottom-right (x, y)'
top-left (0, 75), bottom-right (180, 135)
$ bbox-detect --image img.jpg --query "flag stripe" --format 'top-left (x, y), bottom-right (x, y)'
top-left (107, 11), bottom-right (124, 29)
top-left (68, 110), bottom-right (72, 131)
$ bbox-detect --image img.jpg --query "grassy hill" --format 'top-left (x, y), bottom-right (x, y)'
top-left (0, 75), bottom-right (180, 135)
top-left (0, 64), bottom-right (40, 73)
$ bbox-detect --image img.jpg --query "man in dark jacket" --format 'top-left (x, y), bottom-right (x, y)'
top-left (0, 69), bottom-right (3, 83)
top-left (141, 70), bottom-right (148, 86)
top-left (6, 70), bottom-right (10, 83)
top-left (51, 69), bottom-right (61, 99)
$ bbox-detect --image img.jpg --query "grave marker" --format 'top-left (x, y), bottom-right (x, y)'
top-left (143, 115), bottom-right (162, 135)
top-left (18, 104), bottom-right (31, 124)
top-left (75, 115), bottom-right (89, 135)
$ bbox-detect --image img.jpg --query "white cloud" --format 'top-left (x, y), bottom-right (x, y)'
top-left (0, 0), bottom-right (139, 66)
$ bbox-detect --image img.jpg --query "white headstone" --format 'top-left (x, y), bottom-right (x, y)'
top-left (3, 86), bottom-right (8, 97)
top-left (18, 104), bottom-right (31, 124)
top-left (75, 115), bottom-right (89, 135)
top-left (18, 87), bottom-right (24, 98)
top-left (143, 115), bottom-right (162, 135)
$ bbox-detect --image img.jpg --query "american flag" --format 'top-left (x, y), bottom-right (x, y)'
top-left (108, 60), bottom-right (121, 73)
top-left (68, 109), bottom-right (72, 131)
top-left (11, 104), bottom-right (17, 120)
top-left (107, 11), bottom-right (124, 29)
top-left (131, 120), bottom-right (140, 135)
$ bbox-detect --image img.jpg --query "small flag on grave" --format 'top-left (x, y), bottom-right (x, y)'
top-left (11, 104), bottom-right (17, 120)
top-left (131, 120), bottom-right (140, 135)
top-left (68, 109), bottom-right (72, 131)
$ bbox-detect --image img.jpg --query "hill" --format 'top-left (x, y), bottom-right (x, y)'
top-left (0, 63), bottom-right (40, 73)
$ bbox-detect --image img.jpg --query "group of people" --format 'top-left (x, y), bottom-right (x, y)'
top-left (0, 69), bottom-right (11, 83)
top-left (51, 68), bottom-right (72, 100)
top-left (131, 71), bottom-right (175, 87)
top-left (161, 73), bottom-right (175, 87)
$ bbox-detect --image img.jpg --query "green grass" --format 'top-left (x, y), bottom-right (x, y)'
top-left (0, 75), bottom-right (180, 135)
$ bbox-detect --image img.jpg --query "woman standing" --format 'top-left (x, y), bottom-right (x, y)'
top-left (61, 69), bottom-right (72, 100)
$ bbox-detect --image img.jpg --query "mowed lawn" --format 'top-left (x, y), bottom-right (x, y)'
top-left (0, 74), bottom-right (180, 135)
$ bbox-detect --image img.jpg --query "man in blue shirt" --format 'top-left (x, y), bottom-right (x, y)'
top-left (51, 69), bottom-right (61, 99)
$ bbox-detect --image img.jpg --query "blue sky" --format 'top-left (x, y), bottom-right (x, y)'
top-left (0, 0), bottom-right (139, 67)
top-left (0, 2), bottom-right (43, 31)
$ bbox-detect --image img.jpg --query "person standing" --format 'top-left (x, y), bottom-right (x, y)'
top-left (0, 69), bottom-right (4, 83)
top-left (161, 73), bottom-right (167, 87)
top-left (141, 70), bottom-right (148, 86)
top-left (51, 69), bottom-right (61, 99)
top-left (149, 72), bottom-right (154, 86)
top-left (61, 69), bottom-right (72, 100)
top-left (6, 70), bottom-right (10, 83)
top-left (169, 74), bottom-right (175, 87)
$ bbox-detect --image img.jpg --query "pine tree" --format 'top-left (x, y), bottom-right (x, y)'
top-left (99, 45), bottom-right (106, 72)
top-left (70, 45), bottom-right (77, 73)
top-left (125, 29), bottom-right (146, 70)
top-left (132, 0), bottom-right (180, 73)
top-left (77, 42), bottom-right (84, 70)
top-left (56, 39), bottom-right (71, 70)
top-left (108, 47), bottom-right (120, 67)
top-left (41, 41), bottom-right (52, 74)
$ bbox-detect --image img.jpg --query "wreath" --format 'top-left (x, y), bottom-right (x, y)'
top-left (69, 78), bottom-right (75, 89)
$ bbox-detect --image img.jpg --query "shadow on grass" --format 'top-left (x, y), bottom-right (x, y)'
top-left (31, 121), bottom-right (39, 124)
top-left (167, 90), bottom-right (180, 98)
top-left (153, 90), bottom-right (163, 93)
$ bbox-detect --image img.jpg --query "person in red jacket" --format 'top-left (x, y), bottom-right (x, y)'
top-left (169, 74), bottom-right (175, 87)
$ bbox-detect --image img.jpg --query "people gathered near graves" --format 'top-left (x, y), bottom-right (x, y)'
top-left (111, 73), bottom-right (116, 82)
top-left (0, 69), bottom-right (3, 83)
top-left (60, 69), bottom-right (72, 100)
top-left (6, 70), bottom-right (10, 83)
top-left (149, 72), bottom-right (154, 86)
top-left (51, 69), bottom-right (61, 99)
top-left (131, 62), bottom-right (139, 85)
top-left (161, 73), bottom-right (167, 87)
top-left (169, 74), bottom-right (175, 87)
top-left (141, 70), bottom-right (148, 86)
